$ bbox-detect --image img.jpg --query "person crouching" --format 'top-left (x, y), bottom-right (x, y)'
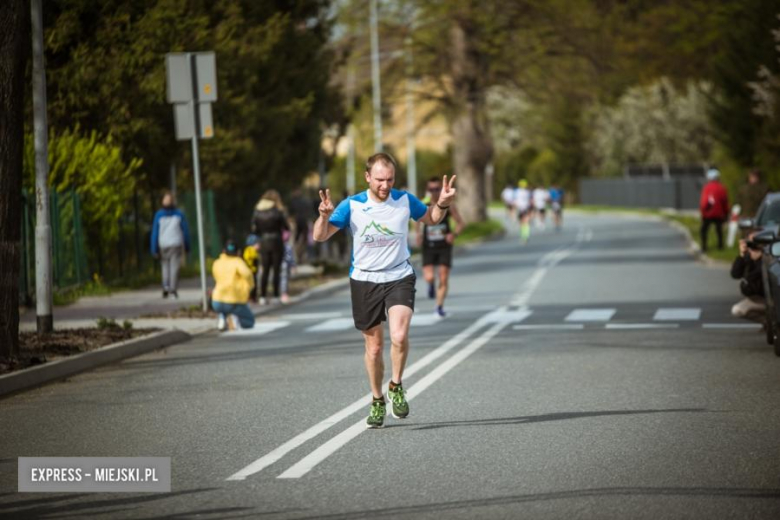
top-left (212, 239), bottom-right (256, 331)
top-left (730, 236), bottom-right (766, 324)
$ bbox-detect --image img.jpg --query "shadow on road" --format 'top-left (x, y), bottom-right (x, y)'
top-left (0, 487), bottom-right (258, 520)
top-left (406, 408), bottom-right (712, 432)
top-left (292, 486), bottom-right (780, 519)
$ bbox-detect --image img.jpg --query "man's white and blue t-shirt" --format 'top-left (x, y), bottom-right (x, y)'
top-left (329, 189), bottom-right (428, 283)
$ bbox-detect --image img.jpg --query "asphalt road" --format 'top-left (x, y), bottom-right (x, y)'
top-left (2, 212), bottom-right (780, 519)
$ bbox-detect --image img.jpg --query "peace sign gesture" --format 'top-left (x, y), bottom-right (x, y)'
top-left (438, 174), bottom-right (457, 207)
top-left (318, 189), bottom-right (335, 218)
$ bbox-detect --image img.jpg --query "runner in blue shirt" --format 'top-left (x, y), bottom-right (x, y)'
top-left (313, 152), bottom-right (457, 428)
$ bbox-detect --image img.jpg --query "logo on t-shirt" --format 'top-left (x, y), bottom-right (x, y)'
top-left (360, 220), bottom-right (401, 247)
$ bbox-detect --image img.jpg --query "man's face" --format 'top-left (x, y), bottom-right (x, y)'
top-left (427, 182), bottom-right (442, 203)
top-left (365, 162), bottom-right (395, 201)
top-left (162, 194), bottom-right (173, 207)
top-left (749, 173), bottom-right (759, 184)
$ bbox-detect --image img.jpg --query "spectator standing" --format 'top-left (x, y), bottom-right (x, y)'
top-left (243, 234), bottom-right (261, 302)
top-left (699, 168), bottom-right (729, 252)
top-left (289, 189), bottom-right (315, 264)
top-left (737, 169), bottom-right (769, 219)
top-left (251, 190), bottom-right (290, 304)
top-left (212, 239), bottom-right (256, 331)
top-left (150, 192), bottom-right (190, 299)
top-left (279, 229), bottom-right (296, 304)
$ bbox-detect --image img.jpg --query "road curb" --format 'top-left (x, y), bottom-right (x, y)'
top-left (0, 329), bottom-right (190, 399)
top-left (663, 218), bottom-right (726, 267)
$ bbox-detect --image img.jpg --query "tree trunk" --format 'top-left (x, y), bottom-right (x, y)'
top-left (449, 19), bottom-right (493, 224)
top-left (0, 0), bottom-right (29, 361)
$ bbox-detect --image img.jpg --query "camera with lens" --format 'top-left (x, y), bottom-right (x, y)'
top-left (747, 240), bottom-right (762, 251)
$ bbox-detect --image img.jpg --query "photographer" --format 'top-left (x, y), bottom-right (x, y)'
top-left (730, 235), bottom-right (766, 323)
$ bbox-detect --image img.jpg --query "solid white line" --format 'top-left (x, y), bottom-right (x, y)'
top-left (226, 310), bottom-right (501, 481)
top-left (702, 323), bottom-right (762, 329)
top-left (513, 324), bottom-right (584, 330)
top-left (605, 323), bottom-right (680, 330)
top-left (277, 320), bottom-right (509, 479)
top-left (653, 308), bottom-right (701, 321)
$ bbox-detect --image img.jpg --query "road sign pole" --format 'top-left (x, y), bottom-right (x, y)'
top-left (189, 98), bottom-right (208, 312)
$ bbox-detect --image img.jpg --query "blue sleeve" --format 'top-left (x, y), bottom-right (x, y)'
top-left (329, 198), bottom-right (351, 229)
top-left (150, 211), bottom-right (161, 255)
top-left (408, 193), bottom-right (428, 221)
top-left (178, 210), bottom-right (191, 251)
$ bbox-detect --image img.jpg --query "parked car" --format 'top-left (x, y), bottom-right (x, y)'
top-left (739, 192), bottom-right (780, 232)
top-left (739, 194), bottom-right (780, 352)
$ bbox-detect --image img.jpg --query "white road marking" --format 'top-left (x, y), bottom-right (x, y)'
top-left (513, 324), bottom-right (584, 330)
top-left (277, 320), bottom-right (510, 479)
top-left (229, 230), bottom-right (586, 481)
top-left (224, 321), bottom-right (291, 336)
top-left (226, 309), bottom-right (512, 481)
top-left (277, 312), bottom-right (344, 321)
top-left (606, 323), bottom-right (680, 330)
top-left (702, 323), bottom-right (762, 329)
top-left (305, 318), bottom-right (354, 332)
top-left (653, 308), bottom-right (701, 321)
top-left (565, 309), bottom-right (616, 322)
top-left (410, 314), bottom-right (443, 327)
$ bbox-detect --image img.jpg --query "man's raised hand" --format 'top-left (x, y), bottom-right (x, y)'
top-left (439, 175), bottom-right (457, 207)
top-left (318, 189), bottom-right (335, 218)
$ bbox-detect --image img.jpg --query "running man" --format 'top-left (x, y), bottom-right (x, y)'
top-left (515, 179), bottom-right (532, 243)
top-left (550, 185), bottom-right (564, 231)
top-left (313, 153), bottom-right (457, 429)
top-left (417, 176), bottom-right (465, 318)
top-left (533, 185), bottom-right (549, 230)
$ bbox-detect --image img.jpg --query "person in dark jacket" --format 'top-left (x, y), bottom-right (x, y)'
top-left (730, 235), bottom-right (766, 323)
top-left (700, 168), bottom-right (730, 252)
top-left (251, 189), bottom-right (289, 304)
top-left (737, 169), bottom-right (769, 219)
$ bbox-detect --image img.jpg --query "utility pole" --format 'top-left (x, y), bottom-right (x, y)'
top-left (405, 35), bottom-right (417, 196)
top-left (346, 65), bottom-right (356, 194)
top-left (369, 0), bottom-right (383, 152)
top-left (31, 0), bottom-right (53, 333)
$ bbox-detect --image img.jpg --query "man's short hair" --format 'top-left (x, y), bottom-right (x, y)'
top-left (427, 176), bottom-right (441, 185)
top-left (365, 153), bottom-right (397, 174)
top-left (750, 169), bottom-right (762, 179)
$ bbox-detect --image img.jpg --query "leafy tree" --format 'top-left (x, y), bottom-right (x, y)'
top-left (37, 0), bottom-right (343, 204)
top-left (22, 128), bottom-right (141, 274)
top-left (589, 78), bottom-right (715, 177)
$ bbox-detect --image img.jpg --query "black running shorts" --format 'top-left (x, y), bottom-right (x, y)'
top-left (349, 274), bottom-right (416, 331)
top-left (422, 247), bottom-right (452, 267)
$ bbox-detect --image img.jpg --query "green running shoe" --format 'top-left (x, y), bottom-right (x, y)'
top-left (366, 400), bottom-right (386, 429)
top-left (387, 384), bottom-right (409, 419)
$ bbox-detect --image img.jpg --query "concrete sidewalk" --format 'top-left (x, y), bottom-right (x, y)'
top-left (18, 264), bottom-right (329, 335)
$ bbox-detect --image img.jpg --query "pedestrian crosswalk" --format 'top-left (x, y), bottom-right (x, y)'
top-left (222, 306), bottom-right (758, 337)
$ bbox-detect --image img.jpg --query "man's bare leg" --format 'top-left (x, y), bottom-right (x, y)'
top-left (362, 324), bottom-right (384, 398)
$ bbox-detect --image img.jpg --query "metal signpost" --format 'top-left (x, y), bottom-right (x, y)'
top-left (165, 52), bottom-right (217, 311)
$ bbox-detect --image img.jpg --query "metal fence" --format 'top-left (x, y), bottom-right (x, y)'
top-left (579, 177), bottom-right (704, 210)
top-left (19, 190), bottom-right (89, 305)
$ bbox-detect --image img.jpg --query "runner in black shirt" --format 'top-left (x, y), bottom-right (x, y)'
top-left (417, 177), bottom-right (465, 317)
